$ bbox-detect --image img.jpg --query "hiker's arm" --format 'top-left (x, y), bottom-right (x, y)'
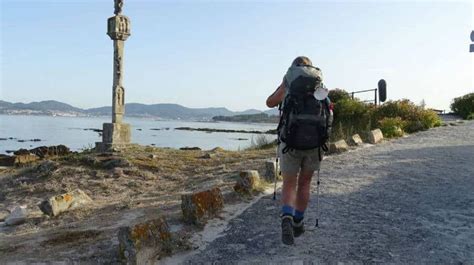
top-left (266, 81), bottom-right (285, 108)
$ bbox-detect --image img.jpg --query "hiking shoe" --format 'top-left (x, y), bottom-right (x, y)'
top-left (281, 215), bottom-right (294, 245)
top-left (293, 219), bottom-right (305, 238)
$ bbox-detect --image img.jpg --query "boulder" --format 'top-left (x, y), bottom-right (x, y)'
top-left (347, 134), bottom-right (363, 146)
top-left (234, 170), bottom-right (260, 194)
top-left (179, 147), bottom-right (201, 151)
top-left (35, 160), bottom-right (59, 176)
top-left (13, 149), bottom-right (31, 155)
top-left (29, 145), bottom-right (70, 159)
top-left (0, 209), bottom-right (10, 222)
top-left (5, 206), bottom-right (28, 226)
top-left (14, 154), bottom-right (39, 166)
top-left (201, 153), bottom-right (215, 159)
top-left (39, 189), bottom-right (93, 216)
top-left (118, 217), bottom-right (173, 264)
top-left (181, 187), bottom-right (224, 225)
top-left (368, 129), bottom-right (384, 144)
top-left (113, 167), bottom-right (125, 178)
top-left (264, 161), bottom-right (281, 182)
top-left (0, 155), bottom-right (15, 167)
top-left (329, 140), bottom-right (349, 154)
top-left (102, 158), bottom-right (132, 169)
top-left (80, 155), bottom-right (101, 167)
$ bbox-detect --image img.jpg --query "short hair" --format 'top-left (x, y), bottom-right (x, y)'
top-left (291, 56), bottom-right (313, 67)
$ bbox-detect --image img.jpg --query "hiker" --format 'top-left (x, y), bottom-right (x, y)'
top-left (266, 56), bottom-right (333, 245)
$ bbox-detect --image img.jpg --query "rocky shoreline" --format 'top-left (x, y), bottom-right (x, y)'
top-left (175, 127), bottom-right (277, 134)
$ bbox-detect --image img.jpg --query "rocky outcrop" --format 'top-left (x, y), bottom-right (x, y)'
top-left (181, 187), bottom-right (224, 225)
top-left (234, 170), bottom-right (260, 194)
top-left (39, 189), bottom-right (93, 216)
top-left (0, 153), bottom-right (39, 167)
top-left (118, 217), bottom-right (173, 265)
top-left (368, 129), bottom-right (384, 144)
top-left (179, 147), bottom-right (201, 151)
top-left (0, 145), bottom-right (71, 167)
top-left (29, 145), bottom-right (71, 158)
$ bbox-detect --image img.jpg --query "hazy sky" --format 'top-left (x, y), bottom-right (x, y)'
top-left (1, 0), bottom-right (473, 111)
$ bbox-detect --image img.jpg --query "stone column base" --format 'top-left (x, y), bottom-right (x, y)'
top-left (95, 122), bottom-right (131, 152)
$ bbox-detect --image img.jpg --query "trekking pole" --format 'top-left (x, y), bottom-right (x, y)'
top-left (315, 169), bottom-right (321, 227)
top-left (273, 154), bottom-right (279, 200)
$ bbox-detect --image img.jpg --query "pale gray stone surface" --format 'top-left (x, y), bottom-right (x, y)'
top-left (5, 206), bottom-right (27, 226)
top-left (264, 160), bottom-right (281, 182)
top-left (348, 134), bottom-right (363, 146)
top-left (0, 209), bottom-right (9, 221)
top-left (39, 189), bottom-right (93, 217)
top-left (329, 140), bottom-right (349, 153)
top-left (368, 129), bottom-right (384, 144)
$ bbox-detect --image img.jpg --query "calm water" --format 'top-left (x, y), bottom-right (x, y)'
top-left (0, 115), bottom-right (277, 154)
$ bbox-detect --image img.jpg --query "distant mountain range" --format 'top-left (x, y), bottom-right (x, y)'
top-left (0, 100), bottom-right (279, 120)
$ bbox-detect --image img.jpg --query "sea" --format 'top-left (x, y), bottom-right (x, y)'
top-left (0, 115), bottom-right (278, 154)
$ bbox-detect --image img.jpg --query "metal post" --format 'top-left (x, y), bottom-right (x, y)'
top-left (375, 89), bottom-right (378, 106)
top-left (315, 169), bottom-right (321, 227)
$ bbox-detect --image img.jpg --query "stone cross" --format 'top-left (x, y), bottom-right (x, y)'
top-left (96, 0), bottom-right (131, 152)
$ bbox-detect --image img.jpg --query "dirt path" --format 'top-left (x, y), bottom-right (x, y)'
top-left (182, 122), bottom-right (474, 264)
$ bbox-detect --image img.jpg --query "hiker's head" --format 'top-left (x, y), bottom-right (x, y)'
top-left (291, 56), bottom-right (312, 67)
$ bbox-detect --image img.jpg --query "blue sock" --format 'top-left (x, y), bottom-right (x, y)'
top-left (281, 205), bottom-right (294, 216)
top-left (294, 209), bottom-right (305, 222)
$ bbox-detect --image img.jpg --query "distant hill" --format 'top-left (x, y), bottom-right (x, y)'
top-left (0, 100), bottom-right (83, 115)
top-left (86, 103), bottom-right (235, 119)
top-left (0, 100), bottom-right (278, 120)
top-left (213, 113), bottom-right (279, 123)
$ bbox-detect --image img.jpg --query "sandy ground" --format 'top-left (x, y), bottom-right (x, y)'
top-left (179, 121), bottom-right (474, 264)
top-left (0, 146), bottom-right (275, 263)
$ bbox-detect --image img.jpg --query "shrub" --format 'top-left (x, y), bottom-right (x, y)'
top-left (329, 98), bottom-right (441, 142)
top-left (467, 113), bottom-right (474, 120)
top-left (328, 88), bottom-right (351, 104)
top-left (331, 98), bottom-right (373, 141)
top-left (378, 117), bottom-right (405, 138)
top-left (374, 100), bottom-right (441, 133)
top-left (451, 93), bottom-right (474, 119)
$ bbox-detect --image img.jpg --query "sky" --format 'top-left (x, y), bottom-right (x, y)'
top-left (1, 0), bottom-right (473, 112)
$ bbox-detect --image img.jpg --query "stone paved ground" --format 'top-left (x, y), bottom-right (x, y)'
top-left (183, 122), bottom-right (474, 264)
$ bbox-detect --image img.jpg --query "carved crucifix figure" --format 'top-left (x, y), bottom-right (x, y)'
top-left (114, 0), bottom-right (124, 15)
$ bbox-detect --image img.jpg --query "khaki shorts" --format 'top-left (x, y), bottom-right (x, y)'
top-left (278, 143), bottom-right (322, 176)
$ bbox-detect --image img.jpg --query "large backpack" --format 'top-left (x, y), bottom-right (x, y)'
top-left (277, 65), bottom-right (331, 153)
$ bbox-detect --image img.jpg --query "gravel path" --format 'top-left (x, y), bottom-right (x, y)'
top-left (183, 122), bottom-right (474, 264)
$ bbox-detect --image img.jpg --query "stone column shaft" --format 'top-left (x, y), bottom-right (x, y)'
top-left (112, 40), bottom-right (125, 123)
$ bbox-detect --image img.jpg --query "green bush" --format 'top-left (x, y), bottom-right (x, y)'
top-left (331, 98), bottom-right (373, 141)
top-left (374, 100), bottom-right (441, 133)
top-left (467, 113), bottom-right (474, 120)
top-left (451, 93), bottom-right (474, 119)
top-left (328, 88), bottom-right (352, 104)
top-left (378, 117), bottom-right (405, 138)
